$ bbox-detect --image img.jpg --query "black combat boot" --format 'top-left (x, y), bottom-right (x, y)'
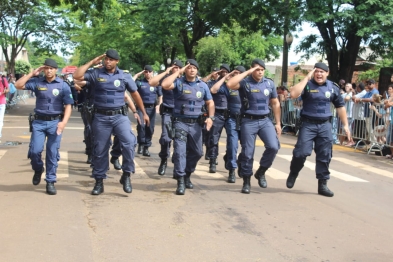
top-left (137, 144), bottom-right (143, 154)
top-left (241, 176), bottom-right (251, 194)
top-left (32, 167), bottom-right (45, 186)
top-left (120, 172), bottom-right (132, 193)
top-left (209, 158), bottom-right (217, 173)
top-left (46, 182), bottom-right (57, 195)
top-left (110, 156), bottom-right (122, 170)
top-left (228, 169), bottom-right (236, 183)
top-left (254, 166), bottom-right (267, 188)
top-left (318, 179), bottom-right (334, 197)
top-left (91, 178), bottom-right (104, 195)
top-left (176, 176), bottom-right (185, 195)
top-left (237, 159), bottom-right (243, 178)
top-left (86, 155), bottom-right (92, 164)
top-left (142, 146), bottom-right (151, 157)
top-left (286, 172), bottom-right (298, 189)
top-left (158, 159), bottom-right (167, 176)
top-left (185, 172), bottom-right (194, 189)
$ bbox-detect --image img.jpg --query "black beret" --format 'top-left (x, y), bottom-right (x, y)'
top-left (234, 66), bottom-right (246, 73)
top-left (367, 79), bottom-right (376, 84)
top-left (251, 58), bottom-right (265, 69)
top-left (144, 65), bottom-right (153, 72)
top-left (212, 67), bottom-right (219, 72)
top-left (314, 62), bottom-right (329, 72)
top-left (44, 58), bottom-right (58, 69)
top-left (220, 64), bottom-right (231, 73)
top-left (105, 49), bottom-right (120, 60)
top-left (186, 59), bottom-right (199, 69)
top-left (172, 59), bottom-right (183, 68)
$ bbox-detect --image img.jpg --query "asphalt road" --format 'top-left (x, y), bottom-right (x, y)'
top-left (0, 98), bottom-right (392, 262)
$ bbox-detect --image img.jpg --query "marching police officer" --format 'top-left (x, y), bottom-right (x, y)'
top-left (161, 59), bottom-right (215, 195)
top-left (206, 64), bottom-right (230, 173)
top-left (211, 66), bottom-right (246, 183)
top-left (149, 59), bottom-right (183, 176)
top-left (227, 59), bottom-right (281, 194)
top-left (73, 49), bottom-right (149, 195)
top-left (286, 63), bottom-right (351, 197)
top-left (15, 59), bottom-right (74, 195)
top-left (133, 65), bottom-right (162, 157)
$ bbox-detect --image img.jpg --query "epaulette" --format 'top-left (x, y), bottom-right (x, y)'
top-left (265, 77), bottom-right (274, 82)
top-left (332, 82), bottom-right (340, 88)
top-left (123, 70), bottom-right (130, 73)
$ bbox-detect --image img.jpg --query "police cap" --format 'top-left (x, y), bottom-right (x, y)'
top-left (251, 58), bottom-right (265, 69)
top-left (44, 58), bottom-right (58, 69)
top-left (220, 64), bottom-right (231, 73)
top-left (172, 59), bottom-right (183, 68)
top-left (314, 62), bottom-right (329, 72)
top-left (234, 66), bottom-right (246, 73)
top-left (186, 59), bottom-right (199, 69)
top-left (105, 49), bottom-right (120, 60)
top-left (144, 65), bottom-right (153, 72)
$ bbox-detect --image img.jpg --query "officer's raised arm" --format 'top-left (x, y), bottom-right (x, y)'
top-left (227, 67), bottom-right (257, 90)
top-left (73, 54), bottom-right (106, 81)
top-left (211, 73), bottom-right (232, 94)
top-left (149, 66), bottom-right (174, 87)
top-left (15, 66), bottom-right (46, 90)
top-left (162, 64), bottom-right (189, 90)
top-left (290, 68), bottom-right (316, 99)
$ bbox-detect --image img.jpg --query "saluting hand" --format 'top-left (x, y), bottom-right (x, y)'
top-left (32, 66), bottom-right (46, 76)
top-left (307, 68), bottom-right (316, 80)
top-left (92, 54), bottom-right (106, 65)
top-left (179, 64), bottom-right (190, 74)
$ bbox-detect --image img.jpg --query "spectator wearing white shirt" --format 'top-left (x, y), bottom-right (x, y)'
top-left (339, 83), bottom-right (355, 145)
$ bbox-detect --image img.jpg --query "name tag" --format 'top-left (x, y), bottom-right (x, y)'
top-left (97, 78), bottom-right (107, 82)
top-left (310, 90), bottom-right (319, 93)
top-left (230, 92), bottom-right (238, 96)
top-left (183, 90), bottom-right (192, 94)
top-left (251, 89), bottom-right (260, 93)
top-left (37, 87), bottom-right (47, 91)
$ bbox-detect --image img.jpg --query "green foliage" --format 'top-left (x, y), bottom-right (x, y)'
top-left (358, 59), bottom-right (393, 82)
top-left (14, 60), bottom-right (32, 74)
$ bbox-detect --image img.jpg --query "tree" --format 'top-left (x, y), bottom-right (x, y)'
top-left (296, 0), bottom-right (393, 83)
top-left (0, 0), bottom-right (77, 74)
top-left (14, 60), bottom-right (32, 74)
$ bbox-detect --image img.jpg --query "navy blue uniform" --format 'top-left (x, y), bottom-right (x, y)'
top-left (222, 84), bottom-right (242, 170)
top-left (158, 75), bottom-right (175, 160)
top-left (25, 77), bottom-right (74, 182)
top-left (135, 78), bottom-right (162, 148)
top-left (172, 77), bottom-right (212, 178)
top-left (84, 67), bottom-right (137, 179)
top-left (79, 82), bottom-right (94, 156)
top-left (238, 76), bottom-right (280, 177)
top-left (290, 79), bottom-right (344, 179)
top-left (207, 79), bottom-right (228, 160)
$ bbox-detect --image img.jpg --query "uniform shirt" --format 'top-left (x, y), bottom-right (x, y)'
top-left (238, 76), bottom-right (277, 115)
top-left (84, 67), bottom-right (137, 109)
top-left (220, 84), bottom-right (241, 115)
top-left (135, 78), bottom-right (163, 105)
top-left (25, 76), bottom-right (74, 115)
top-left (172, 76), bottom-right (212, 118)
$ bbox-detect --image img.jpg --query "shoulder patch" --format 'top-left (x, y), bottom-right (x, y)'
top-left (332, 82), bottom-right (340, 88)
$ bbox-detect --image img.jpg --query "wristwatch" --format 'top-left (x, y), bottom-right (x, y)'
top-left (208, 116), bottom-right (215, 121)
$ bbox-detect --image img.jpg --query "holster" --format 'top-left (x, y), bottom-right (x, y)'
top-left (197, 114), bottom-right (206, 127)
top-left (235, 113), bottom-right (241, 131)
top-left (86, 105), bottom-right (94, 125)
top-left (243, 98), bottom-right (250, 110)
top-left (28, 113), bottom-right (34, 133)
top-left (223, 109), bottom-right (229, 119)
top-left (159, 103), bottom-right (164, 115)
top-left (165, 118), bottom-right (175, 139)
top-left (121, 104), bottom-right (128, 116)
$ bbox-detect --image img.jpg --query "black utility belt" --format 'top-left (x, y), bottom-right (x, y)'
top-left (173, 117), bottom-right (199, 123)
top-left (95, 108), bottom-right (124, 116)
top-left (229, 113), bottom-right (241, 118)
top-left (143, 104), bottom-right (155, 108)
top-left (242, 114), bottom-right (268, 120)
top-left (301, 117), bottom-right (330, 124)
top-left (34, 114), bottom-right (63, 121)
top-left (215, 108), bottom-right (227, 114)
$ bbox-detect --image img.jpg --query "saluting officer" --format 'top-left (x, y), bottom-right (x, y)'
top-left (149, 59), bottom-right (183, 176)
top-left (211, 66), bottom-right (246, 183)
top-left (286, 63), bottom-right (351, 197)
top-left (161, 59), bottom-right (215, 195)
top-left (227, 59), bottom-right (281, 194)
top-left (205, 64), bottom-right (231, 173)
top-left (15, 59), bottom-right (74, 195)
top-left (73, 49), bottom-right (149, 195)
top-left (133, 65), bottom-right (162, 157)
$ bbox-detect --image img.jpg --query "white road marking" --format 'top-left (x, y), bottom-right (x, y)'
top-left (276, 154), bottom-right (368, 182)
top-left (194, 164), bottom-right (225, 179)
top-left (333, 157), bottom-right (393, 180)
top-left (56, 151), bottom-right (69, 178)
top-left (253, 161), bottom-right (289, 179)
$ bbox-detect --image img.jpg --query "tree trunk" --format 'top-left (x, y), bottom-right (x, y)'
top-left (338, 34), bottom-right (362, 84)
